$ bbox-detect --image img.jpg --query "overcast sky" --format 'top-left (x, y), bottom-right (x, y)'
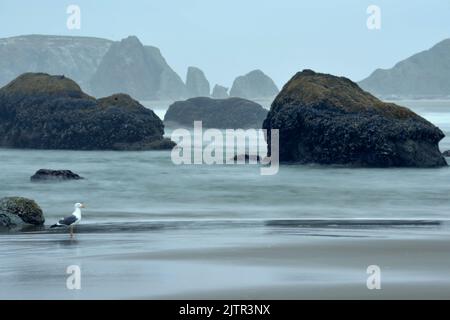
top-left (0, 0), bottom-right (449, 88)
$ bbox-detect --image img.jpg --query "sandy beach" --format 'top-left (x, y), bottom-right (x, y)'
top-left (2, 220), bottom-right (450, 299)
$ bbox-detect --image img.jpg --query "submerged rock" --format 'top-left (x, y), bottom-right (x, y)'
top-left (230, 70), bottom-right (279, 99)
top-left (31, 169), bottom-right (84, 182)
top-left (263, 69), bottom-right (447, 167)
top-left (232, 154), bottom-right (261, 163)
top-left (0, 197), bottom-right (44, 229)
top-left (0, 73), bottom-right (174, 150)
top-left (164, 97), bottom-right (268, 129)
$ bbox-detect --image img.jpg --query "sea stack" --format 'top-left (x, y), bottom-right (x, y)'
top-left (186, 66), bottom-right (210, 98)
top-left (230, 70), bottom-right (279, 99)
top-left (89, 35), bottom-right (187, 100)
top-left (263, 69), bottom-right (447, 167)
top-left (164, 97), bottom-right (268, 129)
top-left (0, 73), bottom-right (174, 150)
top-left (211, 84), bottom-right (229, 99)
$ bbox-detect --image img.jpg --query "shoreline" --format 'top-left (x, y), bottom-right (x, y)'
top-left (2, 226), bottom-right (450, 299)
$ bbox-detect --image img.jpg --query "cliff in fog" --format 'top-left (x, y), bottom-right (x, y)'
top-left (359, 39), bottom-right (450, 99)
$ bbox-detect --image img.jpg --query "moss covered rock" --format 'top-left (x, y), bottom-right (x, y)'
top-left (164, 97), bottom-right (268, 129)
top-left (263, 69), bottom-right (447, 167)
top-left (0, 73), bottom-right (174, 150)
top-left (0, 197), bottom-right (44, 229)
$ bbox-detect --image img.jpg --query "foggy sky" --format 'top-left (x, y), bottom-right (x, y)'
top-left (0, 0), bottom-right (449, 88)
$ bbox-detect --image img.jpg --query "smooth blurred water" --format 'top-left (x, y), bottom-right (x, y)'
top-left (2, 148), bottom-right (450, 222)
top-left (2, 99), bottom-right (450, 299)
top-left (1, 100), bottom-right (450, 223)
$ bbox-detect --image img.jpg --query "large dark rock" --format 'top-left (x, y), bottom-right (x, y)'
top-left (230, 70), bottom-right (279, 99)
top-left (186, 66), bottom-right (210, 98)
top-left (89, 36), bottom-right (187, 100)
top-left (0, 197), bottom-right (44, 229)
top-left (0, 73), bottom-right (174, 150)
top-left (31, 169), bottom-right (84, 182)
top-left (263, 69), bottom-right (447, 167)
top-left (164, 97), bottom-right (268, 129)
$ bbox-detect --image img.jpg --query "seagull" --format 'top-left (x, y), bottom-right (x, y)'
top-left (50, 203), bottom-right (85, 238)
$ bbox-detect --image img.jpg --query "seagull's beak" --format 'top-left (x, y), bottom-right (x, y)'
top-left (81, 204), bottom-right (86, 208)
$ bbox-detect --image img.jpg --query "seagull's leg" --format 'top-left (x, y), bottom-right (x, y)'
top-left (70, 226), bottom-right (74, 238)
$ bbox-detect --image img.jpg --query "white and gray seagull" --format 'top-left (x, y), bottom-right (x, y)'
top-left (50, 203), bottom-right (85, 238)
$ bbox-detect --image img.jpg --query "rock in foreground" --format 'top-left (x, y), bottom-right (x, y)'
top-left (0, 73), bottom-right (174, 150)
top-left (0, 197), bottom-right (44, 229)
top-left (263, 69), bottom-right (447, 167)
top-left (164, 97), bottom-right (268, 129)
top-left (31, 169), bottom-right (84, 182)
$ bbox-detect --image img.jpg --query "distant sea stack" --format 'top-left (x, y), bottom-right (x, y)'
top-left (186, 66), bottom-right (210, 98)
top-left (211, 85), bottom-right (229, 99)
top-left (0, 34), bottom-right (188, 100)
top-left (263, 69), bottom-right (446, 167)
top-left (0, 73), bottom-right (174, 150)
top-left (359, 39), bottom-right (450, 99)
top-left (164, 97), bottom-right (268, 129)
top-left (230, 70), bottom-right (279, 99)
top-left (89, 36), bottom-right (187, 100)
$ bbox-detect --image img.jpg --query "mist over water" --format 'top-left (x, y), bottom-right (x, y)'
top-left (2, 100), bottom-right (450, 299)
top-left (1, 100), bottom-right (450, 223)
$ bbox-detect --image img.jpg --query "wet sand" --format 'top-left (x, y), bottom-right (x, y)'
top-left (1, 220), bottom-right (450, 299)
top-left (152, 238), bottom-right (450, 299)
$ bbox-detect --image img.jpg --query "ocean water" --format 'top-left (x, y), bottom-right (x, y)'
top-left (1, 100), bottom-right (450, 299)
top-left (2, 99), bottom-right (450, 222)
